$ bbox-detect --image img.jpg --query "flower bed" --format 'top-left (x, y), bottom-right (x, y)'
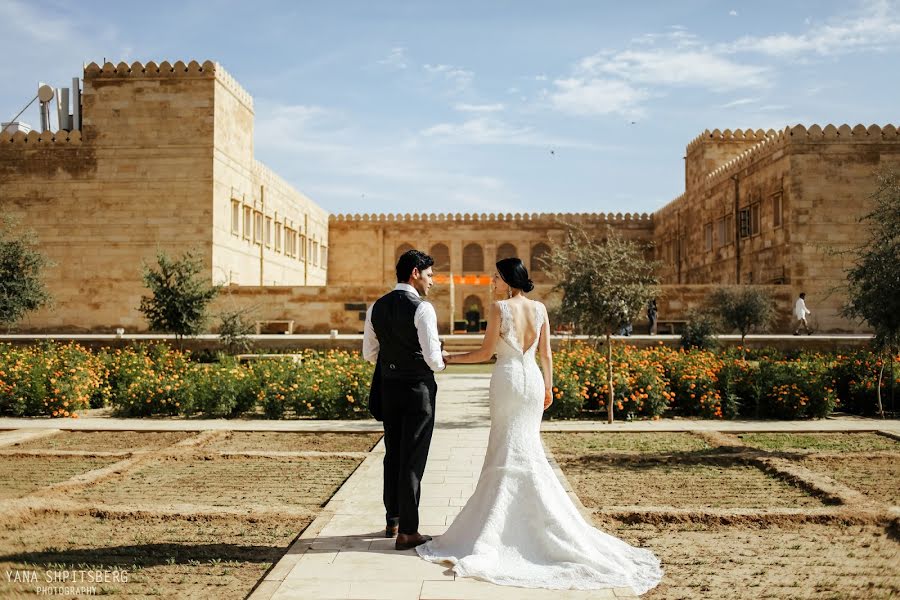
top-left (0, 343), bottom-right (374, 419)
top-left (549, 342), bottom-right (897, 420)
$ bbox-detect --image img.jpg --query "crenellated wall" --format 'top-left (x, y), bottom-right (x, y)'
top-left (654, 123), bottom-right (900, 331)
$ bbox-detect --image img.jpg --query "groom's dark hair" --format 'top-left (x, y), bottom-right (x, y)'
top-left (396, 249), bottom-right (434, 282)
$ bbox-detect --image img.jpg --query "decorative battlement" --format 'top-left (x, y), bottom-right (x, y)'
top-left (703, 123), bottom-right (899, 187)
top-left (83, 60), bottom-right (253, 110)
top-left (0, 129), bottom-right (82, 145)
top-left (330, 212), bottom-right (652, 223)
top-left (685, 128), bottom-right (777, 154)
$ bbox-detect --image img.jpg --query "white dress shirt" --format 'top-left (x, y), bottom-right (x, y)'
top-left (794, 298), bottom-right (811, 320)
top-left (363, 283), bottom-right (446, 372)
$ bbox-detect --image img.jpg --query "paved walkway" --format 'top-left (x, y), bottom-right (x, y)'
top-left (250, 374), bottom-right (639, 600)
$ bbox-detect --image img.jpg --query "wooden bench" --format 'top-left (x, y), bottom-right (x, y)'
top-left (255, 320), bottom-right (295, 335)
top-left (236, 353), bottom-right (303, 365)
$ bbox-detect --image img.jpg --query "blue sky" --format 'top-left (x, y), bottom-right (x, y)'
top-left (1, 0), bottom-right (898, 215)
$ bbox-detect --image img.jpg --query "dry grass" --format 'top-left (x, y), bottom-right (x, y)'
top-left (0, 455), bottom-right (120, 500)
top-left (544, 432), bottom-right (712, 456)
top-left (0, 511), bottom-right (304, 599)
top-left (800, 455), bottom-right (900, 506)
top-left (604, 519), bottom-right (900, 600)
top-left (205, 431), bottom-right (381, 453)
top-left (8, 430), bottom-right (196, 452)
top-left (737, 432), bottom-right (900, 453)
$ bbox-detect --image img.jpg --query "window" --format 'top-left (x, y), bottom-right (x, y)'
top-left (321, 245), bottom-right (327, 268)
top-left (299, 234), bottom-right (307, 262)
top-left (242, 206), bottom-right (252, 240)
top-left (312, 241), bottom-right (319, 267)
top-left (395, 242), bottom-right (414, 263)
top-left (253, 210), bottom-right (263, 245)
top-left (309, 238), bottom-right (314, 263)
top-left (724, 213), bottom-right (734, 245)
top-left (703, 223), bottom-right (712, 251)
top-left (772, 192), bottom-right (783, 228)
top-left (284, 227), bottom-right (296, 257)
top-left (430, 243), bottom-right (450, 271)
top-left (739, 204), bottom-right (760, 238)
top-left (530, 243), bottom-right (551, 273)
top-left (496, 243), bottom-right (516, 262)
top-left (462, 243), bottom-right (484, 272)
top-left (264, 216), bottom-right (272, 248)
top-left (275, 221), bottom-right (282, 252)
top-left (231, 200), bottom-right (240, 236)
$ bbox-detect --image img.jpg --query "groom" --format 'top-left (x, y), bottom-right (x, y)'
top-left (363, 249), bottom-right (447, 550)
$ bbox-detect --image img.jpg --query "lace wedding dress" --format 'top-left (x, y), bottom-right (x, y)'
top-left (416, 299), bottom-right (663, 595)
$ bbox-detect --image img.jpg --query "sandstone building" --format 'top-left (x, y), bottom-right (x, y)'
top-left (2, 61), bottom-right (897, 334)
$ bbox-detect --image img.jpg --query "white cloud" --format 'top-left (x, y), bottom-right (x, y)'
top-left (720, 97), bottom-right (759, 108)
top-left (534, 74), bottom-right (548, 81)
top-left (549, 78), bottom-right (649, 117)
top-left (724, 0), bottom-right (900, 56)
top-left (729, 9), bottom-right (739, 17)
top-left (421, 117), bottom-right (598, 149)
top-left (584, 49), bottom-right (768, 90)
top-left (423, 63), bottom-right (474, 90)
top-left (378, 47), bottom-right (408, 69)
top-left (454, 103), bottom-right (505, 113)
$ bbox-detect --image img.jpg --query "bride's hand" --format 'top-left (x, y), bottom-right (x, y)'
top-left (543, 388), bottom-right (553, 410)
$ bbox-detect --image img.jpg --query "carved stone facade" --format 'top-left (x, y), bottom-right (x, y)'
top-left (2, 61), bottom-right (897, 334)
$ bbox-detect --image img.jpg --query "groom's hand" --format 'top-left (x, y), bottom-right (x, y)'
top-left (543, 388), bottom-right (553, 410)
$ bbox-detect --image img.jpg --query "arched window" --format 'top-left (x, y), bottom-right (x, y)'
top-left (496, 243), bottom-right (517, 262)
top-left (395, 242), bottom-right (414, 263)
top-left (530, 242), bottom-right (551, 272)
top-left (430, 243), bottom-right (450, 272)
top-left (462, 243), bottom-right (484, 272)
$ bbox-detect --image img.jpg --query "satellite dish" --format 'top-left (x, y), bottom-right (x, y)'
top-left (38, 85), bottom-right (54, 103)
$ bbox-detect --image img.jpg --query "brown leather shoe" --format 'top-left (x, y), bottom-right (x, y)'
top-left (395, 533), bottom-right (432, 551)
top-left (385, 524), bottom-right (398, 538)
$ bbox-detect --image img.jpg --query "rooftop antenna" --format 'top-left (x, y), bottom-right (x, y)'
top-left (37, 84), bottom-right (54, 132)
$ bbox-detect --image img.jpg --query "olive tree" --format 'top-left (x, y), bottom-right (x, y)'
top-left (546, 225), bottom-right (659, 423)
top-left (139, 249), bottom-right (221, 345)
top-left (709, 286), bottom-right (775, 360)
top-left (841, 168), bottom-right (900, 418)
top-left (0, 216), bottom-right (52, 331)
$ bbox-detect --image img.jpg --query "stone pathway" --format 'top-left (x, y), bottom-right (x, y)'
top-left (251, 374), bottom-right (636, 600)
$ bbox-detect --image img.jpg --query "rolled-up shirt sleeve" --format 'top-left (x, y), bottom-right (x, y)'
top-left (362, 304), bottom-right (379, 364)
top-left (414, 302), bottom-right (446, 372)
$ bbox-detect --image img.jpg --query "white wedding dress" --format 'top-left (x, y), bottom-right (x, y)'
top-left (417, 299), bottom-right (663, 595)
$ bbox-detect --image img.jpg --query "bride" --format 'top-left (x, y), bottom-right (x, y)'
top-left (416, 257), bottom-right (663, 595)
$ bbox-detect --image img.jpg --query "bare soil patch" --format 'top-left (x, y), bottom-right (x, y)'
top-left (800, 455), bottom-right (900, 506)
top-left (0, 456), bottom-right (119, 500)
top-left (544, 432), bottom-right (712, 456)
top-left (598, 518), bottom-right (900, 600)
top-left (560, 456), bottom-right (827, 509)
top-left (206, 431), bottom-right (381, 453)
top-left (9, 430), bottom-right (195, 452)
top-left (0, 510), bottom-right (304, 599)
top-left (737, 432), bottom-right (900, 453)
top-left (66, 454), bottom-right (362, 510)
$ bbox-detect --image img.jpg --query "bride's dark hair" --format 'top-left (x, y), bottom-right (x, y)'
top-left (496, 257), bottom-right (534, 293)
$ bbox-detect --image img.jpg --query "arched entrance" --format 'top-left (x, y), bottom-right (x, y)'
top-left (463, 294), bottom-right (485, 332)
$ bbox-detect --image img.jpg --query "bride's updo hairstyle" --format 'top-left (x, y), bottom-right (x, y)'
top-left (496, 257), bottom-right (534, 293)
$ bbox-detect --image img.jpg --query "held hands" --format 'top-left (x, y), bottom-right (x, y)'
top-left (543, 387), bottom-right (553, 410)
top-left (442, 350), bottom-right (451, 364)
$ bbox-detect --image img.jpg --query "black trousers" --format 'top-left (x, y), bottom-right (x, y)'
top-left (381, 376), bottom-right (437, 535)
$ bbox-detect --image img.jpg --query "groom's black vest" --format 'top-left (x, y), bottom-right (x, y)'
top-left (371, 289), bottom-right (433, 381)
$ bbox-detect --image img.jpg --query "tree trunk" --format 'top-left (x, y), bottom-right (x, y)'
top-left (877, 355), bottom-right (885, 419)
top-left (741, 333), bottom-right (747, 361)
top-left (607, 333), bottom-right (614, 424)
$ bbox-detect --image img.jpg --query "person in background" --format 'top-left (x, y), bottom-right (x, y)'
top-left (647, 299), bottom-right (658, 335)
top-left (793, 292), bottom-right (812, 335)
